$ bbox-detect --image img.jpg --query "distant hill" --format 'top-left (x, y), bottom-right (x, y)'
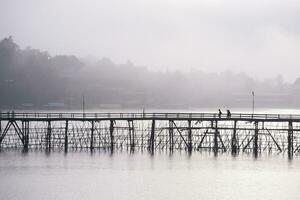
top-left (0, 36), bottom-right (298, 110)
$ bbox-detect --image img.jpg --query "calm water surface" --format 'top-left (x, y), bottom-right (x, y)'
top-left (0, 151), bottom-right (300, 200)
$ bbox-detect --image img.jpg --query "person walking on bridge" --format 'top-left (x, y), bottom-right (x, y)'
top-left (218, 109), bottom-right (222, 118)
top-left (226, 110), bottom-right (231, 118)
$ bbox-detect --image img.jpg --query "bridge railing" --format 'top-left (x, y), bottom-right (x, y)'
top-left (0, 112), bottom-right (300, 120)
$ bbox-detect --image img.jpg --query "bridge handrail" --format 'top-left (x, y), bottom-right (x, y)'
top-left (0, 112), bottom-right (300, 120)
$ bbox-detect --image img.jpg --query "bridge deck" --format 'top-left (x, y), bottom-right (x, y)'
top-left (0, 112), bottom-right (300, 122)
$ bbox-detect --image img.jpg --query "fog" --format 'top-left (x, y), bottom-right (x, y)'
top-left (1, 0), bottom-right (300, 81)
top-left (1, 36), bottom-right (300, 109)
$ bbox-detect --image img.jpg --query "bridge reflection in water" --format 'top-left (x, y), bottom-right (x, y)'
top-left (0, 112), bottom-right (299, 158)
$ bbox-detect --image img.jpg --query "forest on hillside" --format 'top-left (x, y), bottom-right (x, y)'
top-left (1, 36), bottom-right (300, 110)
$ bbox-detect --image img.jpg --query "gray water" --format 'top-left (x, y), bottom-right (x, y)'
top-left (0, 151), bottom-right (300, 200)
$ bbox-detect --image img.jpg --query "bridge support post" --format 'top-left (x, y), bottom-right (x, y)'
top-left (288, 121), bottom-right (293, 158)
top-left (131, 121), bottom-right (135, 150)
top-left (253, 121), bottom-right (259, 157)
top-left (64, 120), bottom-right (68, 152)
top-left (46, 121), bottom-right (51, 151)
top-left (187, 120), bottom-right (192, 153)
top-left (90, 121), bottom-right (94, 151)
top-left (149, 119), bottom-right (155, 153)
top-left (231, 120), bottom-right (238, 155)
top-left (213, 121), bottom-right (218, 153)
top-left (109, 120), bottom-right (114, 151)
top-left (128, 120), bottom-right (135, 150)
top-left (23, 121), bottom-right (29, 151)
top-left (169, 120), bottom-right (174, 151)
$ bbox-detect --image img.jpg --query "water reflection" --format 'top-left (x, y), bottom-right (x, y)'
top-left (0, 150), bottom-right (300, 200)
top-left (5, 147), bottom-right (299, 161)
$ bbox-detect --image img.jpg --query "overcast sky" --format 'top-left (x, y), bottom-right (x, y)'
top-left (0, 0), bottom-right (300, 81)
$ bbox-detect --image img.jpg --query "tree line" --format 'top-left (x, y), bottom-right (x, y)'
top-left (0, 36), bottom-right (299, 110)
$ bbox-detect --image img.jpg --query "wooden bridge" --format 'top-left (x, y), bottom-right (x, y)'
top-left (0, 112), bottom-right (299, 157)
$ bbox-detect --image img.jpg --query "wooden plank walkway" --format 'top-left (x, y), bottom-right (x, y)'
top-left (1, 112), bottom-right (300, 121)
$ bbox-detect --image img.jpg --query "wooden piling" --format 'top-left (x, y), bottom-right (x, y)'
top-left (128, 120), bottom-right (135, 150)
top-left (232, 120), bottom-right (237, 154)
top-left (64, 120), bottom-right (68, 152)
top-left (213, 121), bottom-right (218, 152)
top-left (150, 119), bottom-right (155, 153)
top-left (288, 121), bottom-right (293, 158)
top-left (109, 120), bottom-right (114, 151)
top-left (187, 120), bottom-right (192, 153)
top-left (169, 120), bottom-right (174, 151)
top-left (46, 121), bottom-right (51, 150)
top-left (253, 121), bottom-right (259, 156)
top-left (90, 121), bottom-right (94, 150)
top-left (23, 121), bottom-right (29, 151)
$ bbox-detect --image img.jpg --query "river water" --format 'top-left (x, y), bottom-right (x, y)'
top-left (0, 150), bottom-right (300, 200)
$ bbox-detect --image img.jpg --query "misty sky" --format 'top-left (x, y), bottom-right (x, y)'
top-left (0, 0), bottom-right (300, 81)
